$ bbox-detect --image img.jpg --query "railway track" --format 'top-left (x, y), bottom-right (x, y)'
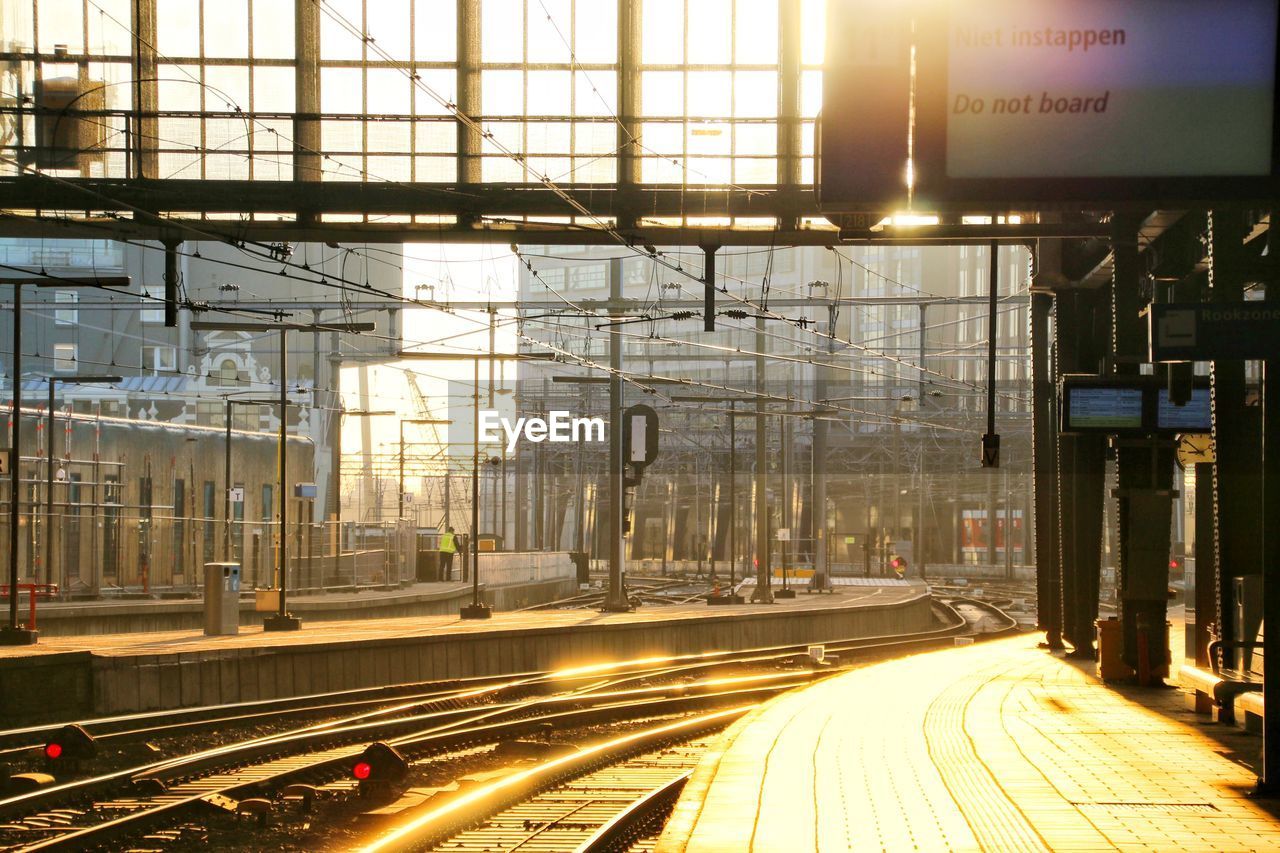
top-left (0, 599), bottom-right (1011, 851)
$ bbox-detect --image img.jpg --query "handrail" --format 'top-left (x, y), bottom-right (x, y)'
top-left (0, 583), bottom-right (59, 630)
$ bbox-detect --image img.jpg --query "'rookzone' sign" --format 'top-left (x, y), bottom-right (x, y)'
top-left (818, 0), bottom-right (1280, 211)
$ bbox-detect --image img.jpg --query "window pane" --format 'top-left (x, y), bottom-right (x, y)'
top-left (37, 0), bottom-right (84, 53)
top-left (482, 70), bottom-right (524, 115)
top-left (734, 71), bottom-right (776, 118)
top-left (367, 68), bottom-right (412, 114)
top-left (88, 0), bottom-right (132, 56)
top-left (735, 0), bottom-right (778, 63)
top-left (205, 0), bottom-right (250, 58)
top-left (801, 0), bottom-right (826, 65)
top-left (415, 0), bottom-right (457, 61)
top-left (157, 0), bottom-right (200, 55)
top-left (642, 0), bottom-right (682, 64)
top-left (205, 66), bottom-right (251, 112)
top-left (642, 71), bottom-right (683, 117)
top-left (320, 0), bottom-right (364, 60)
top-left (575, 71), bottom-right (616, 117)
top-left (527, 70), bottom-right (572, 115)
top-left (253, 67), bottom-right (295, 113)
top-left (321, 67), bottom-right (363, 113)
top-left (575, 0), bottom-right (616, 64)
top-left (527, 121), bottom-right (570, 153)
top-left (686, 71), bottom-right (731, 117)
top-left (527, 0), bottom-right (571, 64)
top-left (413, 69), bottom-right (456, 115)
top-left (482, 0), bottom-right (523, 62)
top-left (367, 0), bottom-right (411, 61)
top-left (686, 0), bottom-right (730, 64)
top-left (253, 0), bottom-right (296, 59)
top-left (801, 69), bottom-right (822, 118)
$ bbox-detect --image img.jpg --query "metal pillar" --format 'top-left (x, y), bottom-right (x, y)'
top-left (751, 316), bottom-right (773, 603)
top-left (397, 420), bottom-right (406, 520)
top-left (603, 258), bottom-right (631, 611)
top-left (45, 379), bottom-right (55, 589)
top-left (461, 356), bottom-right (491, 619)
top-left (1112, 214), bottom-right (1173, 682)
top-left (293, 0), bottom-right (321, 217)
top-left (1056, 290), bottom-right (1107, 657)
top-left (1208, 211), bottom-right (1261, 671)
top-left (2, 284), bottom-right (35, 643)
top-left (456, 0), bottom-right (482, 186)
top-left (1262, 354), bottom-right (1280, 790)
top-left (264, 330), bottom-right (300, 631)
top-left (1031, 290), bottom-right (1063, 647)
top-left (616, 0), bottom-right (641, 223)
top-left (729, 403), bottom-right (738, 589)
top-left (132, 0), bottom-right (159, 178)
top-left (162, 239), bottom-right (180, 328)
top-left (703, 247), bottom-right (718, 332)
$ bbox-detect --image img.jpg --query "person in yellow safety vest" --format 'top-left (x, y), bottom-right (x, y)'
top-left (439, 526), bottom-right (457, 580)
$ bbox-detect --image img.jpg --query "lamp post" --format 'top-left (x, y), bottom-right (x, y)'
top-left (3, 274), bottom-right (129, 647)
top-left (193, 320), bottom-right (375, 632)
top-left (43, 375), bottom-right (121, 590)
top-left (394, 350), bottom-right (555, 621)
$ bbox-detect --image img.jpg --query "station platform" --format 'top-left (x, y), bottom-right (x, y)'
top-left (5, 581), bottom-right (486, 637)
top-left (659, 633), bottom-right (1280, 853)
top-left (0, 581), bottom-right (931, 725)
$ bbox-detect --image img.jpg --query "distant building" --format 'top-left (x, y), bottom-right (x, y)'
top-left (510, 244), bottom-right (1032, 569)
top-left (0, 238), bottom-right (405, 519)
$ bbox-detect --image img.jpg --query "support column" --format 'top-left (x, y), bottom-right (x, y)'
top-left (162, 239), bottom-right (181, 328)
top-left (457, 0), bottom-right (482, 185)
top-left (1208, 211), bottom-right (1263, 672)
top-left (1056, 289), bottom-right (1107, 657)
top-left (132, 0), bottom-right (159, 179)
top-left (1260, 319), bottom-right (1280, 791)
top-left (752, 316), bottom-right (773, 603)
top-left (264, 330), bottom-right (300, 631)
top-left (2, 285), bottom-right (37, 644)
top-left (328, 343), bottom-right (342, 585)
top-left (294, 0), bottom-right (321, 219)
top-left (778, 0), bottom-right (803, 229)
top-left (1112, 214), bottom-right (1174, 681)
top-left (617, 0), bottom-right (642, 227)
top-left (603, 258), bottom-right (631, 611)
top-left (1031, 290), bottom-right (1062, 646)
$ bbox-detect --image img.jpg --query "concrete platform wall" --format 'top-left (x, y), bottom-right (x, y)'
top-left (28, 575), bottom-right (579, 637)
top-left (26, 593), bottom-right (932, 723)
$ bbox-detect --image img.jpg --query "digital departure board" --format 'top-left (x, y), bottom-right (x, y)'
top-left (1064, 386), bottom-right (1144, 431)
top-left (1059, 376), bottom-right (1214, 435)
top-left (1156, 389), bottom-right (1213, 432)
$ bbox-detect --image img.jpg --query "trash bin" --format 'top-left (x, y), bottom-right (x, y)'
top-left (569, 551), bottom-right (590, 585)
top-left (1095, 618), bottom-right (1133, 681)
top-left (204, 563), bottom-right (241, 636)
top-left (416, 549), bottom-right (441, 582)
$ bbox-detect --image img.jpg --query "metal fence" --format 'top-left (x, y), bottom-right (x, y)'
top-left (0, 503), bottom-right (415, 599)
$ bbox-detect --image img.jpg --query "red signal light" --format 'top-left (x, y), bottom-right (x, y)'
top-left (353, 761), bottom-right (372, 780)
top-left (44, 742), bottom-right (63, 760)
top-left (1169, 559), bottom-right (1180, 570)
